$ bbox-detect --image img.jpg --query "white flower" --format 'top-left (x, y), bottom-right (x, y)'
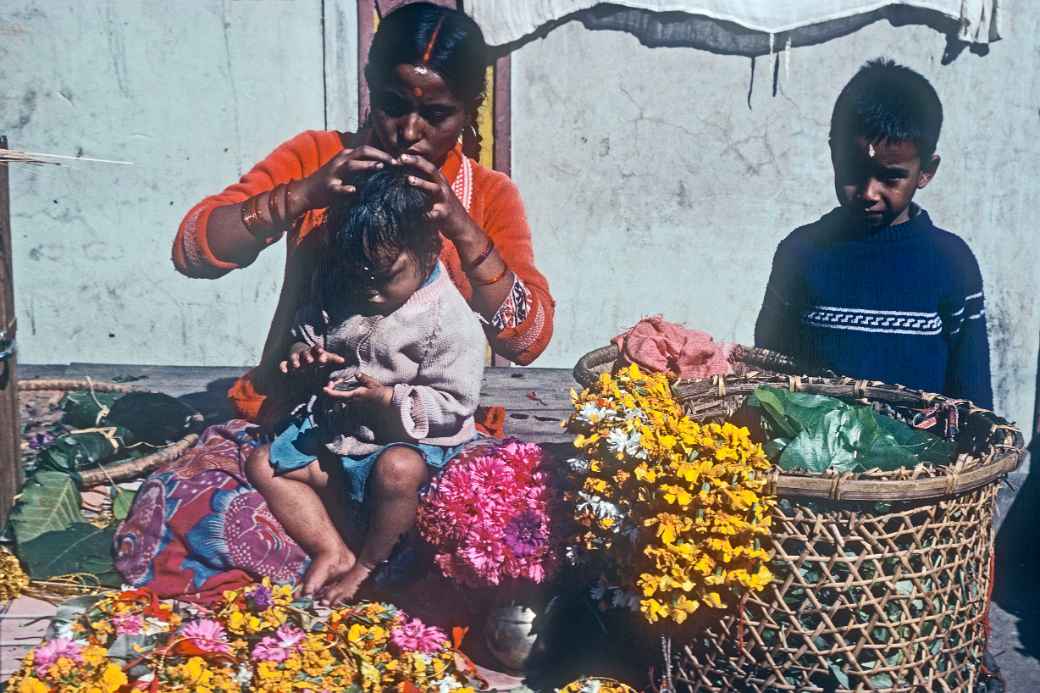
top-left (235, 664), bottom-right (252, 685)
top-left (578, 402), bottom-right (614, 424)
top-left (567, 456), bottom-right (591, 474)
top-left (606, 428), bottom-right (642, 457)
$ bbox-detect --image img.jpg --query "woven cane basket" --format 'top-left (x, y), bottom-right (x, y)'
top-left (18, 378), bottom-right (199, 488)
top-left (574, 345), bottom-right (1024, 692)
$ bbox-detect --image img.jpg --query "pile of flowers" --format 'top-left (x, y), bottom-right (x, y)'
top-left (5, 579), bottom-right (481, 692)
top-left (558, 677), bottom-right (638, 693)
top-left (417, 438), bottom-right (560, 586)
top-left (564, 364), bottom-right (776, 625)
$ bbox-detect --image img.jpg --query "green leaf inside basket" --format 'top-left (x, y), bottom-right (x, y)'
top-left (740, 386), bottom-right (956, 473)
top-left (9, 471), bottom-right (84, 544)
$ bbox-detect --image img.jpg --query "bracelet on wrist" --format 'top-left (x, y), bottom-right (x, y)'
top-left (463, 237), bottom-right (495, 272)
top-left (471, 262), bottom-right (510, 287)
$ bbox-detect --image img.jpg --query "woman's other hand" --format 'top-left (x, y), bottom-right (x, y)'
top-left (279, 345), bottom-right (347, 375)
top-left (297, 145), bottom-right (397, 211)
top-left (398, 153), bottom-right (479, 243)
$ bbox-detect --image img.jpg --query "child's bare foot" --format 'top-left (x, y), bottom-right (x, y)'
top-left (302, 548), bottom-right (355, 596)
top-left (317, 560), bottom-right (376, 606)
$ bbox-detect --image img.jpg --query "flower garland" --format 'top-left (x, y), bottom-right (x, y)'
top-left (558, 677), bottom-right (638, 693)
top-left (564, 364), bottom-right (776, 625)
top-left (417, 438), bottom-right (559, 587)
top-left (1, 546), bottom-right (30, 601)
top-left (5, 579), bottom-right (481, 692)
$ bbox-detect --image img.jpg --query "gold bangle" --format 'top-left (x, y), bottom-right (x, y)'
top-left (471, 262), bottom-right (510, 287)
top-left (240, 195), bottom-right (265, 236)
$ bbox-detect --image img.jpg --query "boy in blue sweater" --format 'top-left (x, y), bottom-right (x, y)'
top-left (755, 58), bottom-right (993, 410)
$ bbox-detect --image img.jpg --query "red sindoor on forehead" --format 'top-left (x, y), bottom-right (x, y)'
top-left (421, 16), bottom-right (446, 65)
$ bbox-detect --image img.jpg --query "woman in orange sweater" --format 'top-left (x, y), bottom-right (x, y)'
top-left (173, 2), bottom-right (554, 426)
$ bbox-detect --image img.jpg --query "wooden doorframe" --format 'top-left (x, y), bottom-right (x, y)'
top-left (0, 134), bottom-right (21, 527)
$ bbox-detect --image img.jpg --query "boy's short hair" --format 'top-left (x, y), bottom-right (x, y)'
top-left (830, 58), bottom-right (943, 160)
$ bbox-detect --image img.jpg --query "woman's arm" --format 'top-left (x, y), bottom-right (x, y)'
top-left (172, 131), bottom-right (393, 278)
top-left (403, 155), bottom-right (555, 365)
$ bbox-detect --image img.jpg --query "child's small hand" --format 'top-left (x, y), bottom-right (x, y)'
top-left (322, 372), bottom-right (393, 408)
top-left (279, 345), bottom-right (347, 375)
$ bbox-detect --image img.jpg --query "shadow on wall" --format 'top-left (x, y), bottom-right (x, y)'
top-left (993, 335), bottom-right (1040, 661)
top-left (490, 3), bottom-right (991, 102)
top-left (493, 4), bottom-right (991, 63)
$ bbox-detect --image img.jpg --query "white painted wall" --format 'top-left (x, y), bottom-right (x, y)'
top-left (2, 1), bottom-right (1036, 435)
top-left (512, 5), bottom-right (1040, 434)
top-left (0, 0), bottom-right (345, 366)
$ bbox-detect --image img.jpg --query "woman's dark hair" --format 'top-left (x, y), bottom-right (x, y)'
top-left (365, 2), bottom-right (489, 112)
top-left (317, 167), bottom-right (441, 306)
top-left (830, 58), bottom-right (944, 160)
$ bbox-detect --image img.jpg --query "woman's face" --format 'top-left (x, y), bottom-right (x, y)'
top-left (370, 64), bottom-right (469, 166)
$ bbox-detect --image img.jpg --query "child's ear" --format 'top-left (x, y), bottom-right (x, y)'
top-left (918, 154), bottom-right (941, 189)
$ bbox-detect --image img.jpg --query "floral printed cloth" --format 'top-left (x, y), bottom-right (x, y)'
top-left (114, 420), bottom-right (309, 603)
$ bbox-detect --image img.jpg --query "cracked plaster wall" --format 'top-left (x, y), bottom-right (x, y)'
top-left (0, 1), bottom-right (1036, 444)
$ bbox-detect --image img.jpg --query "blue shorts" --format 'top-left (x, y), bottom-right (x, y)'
top-left (268, 416), bottom-right (476, 503)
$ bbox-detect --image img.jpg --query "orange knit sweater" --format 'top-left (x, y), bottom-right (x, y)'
top-left (173, 130), bottom-right (555, 423)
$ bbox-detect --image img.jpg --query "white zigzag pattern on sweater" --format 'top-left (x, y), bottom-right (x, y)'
top-left (802, 305), bottom-right (943, 335)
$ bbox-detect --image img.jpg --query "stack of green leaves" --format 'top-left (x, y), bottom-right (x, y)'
top-left (737, 387), bottom-right (955, 473)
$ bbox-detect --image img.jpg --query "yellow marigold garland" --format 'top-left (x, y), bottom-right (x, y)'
top-left (1, 546), bottom-right (30, 601)
top-left (565, 364), bottom-right (776, 625)
top-left (5, 579), bottom-right (480, 692)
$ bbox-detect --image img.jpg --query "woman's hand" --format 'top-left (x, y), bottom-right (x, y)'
top-left (296, 145), bottom-right (397, 211)
top-left (279, 345), bottom-right (347, 376)
top-left (398, 153), bottom-right (481, 243)
top-left (322, 372), bottom-right (394, 409)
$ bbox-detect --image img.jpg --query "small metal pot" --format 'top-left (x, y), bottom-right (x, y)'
top-left (484, 602), bottom-right (539, 673)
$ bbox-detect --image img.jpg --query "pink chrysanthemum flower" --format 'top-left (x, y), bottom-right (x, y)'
top-left (178, 618), bottom-right (231, 654)
top-left (111, 612), bottom-right (145, 635)
top-left (33, 638), bottom-right (84, 676)
top-left (417, 439), bottom-right (559, 587)
top-left (390, 618), bottom-right (448, 654)
top-left (251, 624), bottom-right (306, 663)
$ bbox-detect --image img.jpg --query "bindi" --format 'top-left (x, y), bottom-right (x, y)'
top-left (413, 86), bottom-right (424, 98)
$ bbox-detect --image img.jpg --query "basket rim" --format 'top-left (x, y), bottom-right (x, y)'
top-left (572, 345), bottom-right (1025, 502)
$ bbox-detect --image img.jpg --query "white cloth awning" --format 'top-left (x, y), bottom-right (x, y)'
top-left (467, 0), bottom-right (1000, 47)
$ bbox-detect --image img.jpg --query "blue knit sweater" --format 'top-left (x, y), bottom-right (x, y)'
top-left (754, 206), bottom-right (993, 410)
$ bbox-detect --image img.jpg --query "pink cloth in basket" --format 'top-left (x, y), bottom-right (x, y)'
top-left (613, 316), bottom-right (734, 379)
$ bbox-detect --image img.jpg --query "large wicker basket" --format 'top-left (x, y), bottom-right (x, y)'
top-left (574, 345), bottom-right (1024, 692)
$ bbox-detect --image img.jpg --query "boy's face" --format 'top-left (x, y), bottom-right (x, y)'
top-left (348, 248), bottom-right (431, 317)
top-left (831, 136), bottom-right (940, 228)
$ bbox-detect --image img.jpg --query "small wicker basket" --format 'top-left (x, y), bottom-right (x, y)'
top-left (573, 345), bottom-right (1024, 692)
top-left (19, 378), bottom-right (198, 488)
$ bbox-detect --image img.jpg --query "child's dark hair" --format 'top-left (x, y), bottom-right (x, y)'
top-left (830, 58), bottom-right (943, 160)
top-left (365, 2), bottom-right (489, 112)
top-left (318, 168), bottom-right (440, 305)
